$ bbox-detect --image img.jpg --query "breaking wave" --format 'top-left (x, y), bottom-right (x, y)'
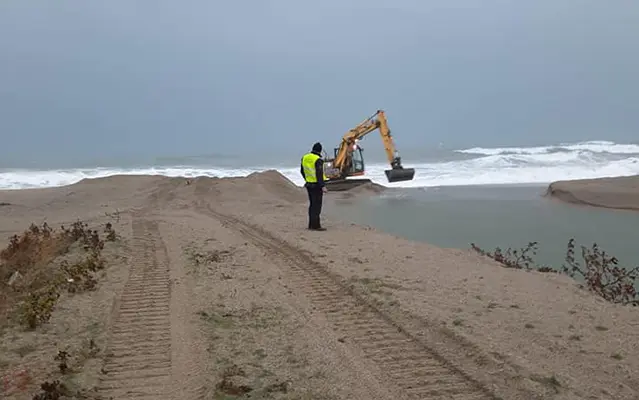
top-left (1, 140), bottom-right (638, 189)
top-left (456, 140), bottom-right (639, 156)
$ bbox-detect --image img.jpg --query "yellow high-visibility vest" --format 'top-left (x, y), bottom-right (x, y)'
top-left (301, 152), bottom-right (327, 183)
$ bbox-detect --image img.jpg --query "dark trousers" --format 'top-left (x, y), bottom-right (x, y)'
top-left (306, 186), bottom-right (323, 229)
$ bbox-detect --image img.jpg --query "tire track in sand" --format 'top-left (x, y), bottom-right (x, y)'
top-left (202, 205), bottom-right (497, 400)
top-left (98, 218), bottom-right (173, 399)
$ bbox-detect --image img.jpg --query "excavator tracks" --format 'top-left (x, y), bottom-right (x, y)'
top-left (98, 218), bottom-right (173, 399)
top-left (203, 205), bottom-right (497, 400)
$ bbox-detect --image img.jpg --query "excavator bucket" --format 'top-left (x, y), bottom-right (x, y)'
top-left (325, 178), bottom-right (373, 192)
top-left (384, 168), bottom-right (415, 183)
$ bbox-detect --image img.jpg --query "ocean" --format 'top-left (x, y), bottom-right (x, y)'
top-left (1, 140), bottom-right (638, 190)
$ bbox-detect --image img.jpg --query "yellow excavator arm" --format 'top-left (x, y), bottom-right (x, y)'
top-left (332, 112), bottom-right (381, 168)
top-left (327, 110), bottom-right (415, 184)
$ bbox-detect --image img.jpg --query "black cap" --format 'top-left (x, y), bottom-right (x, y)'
top-left (312, 142), bottom-right (322, 153)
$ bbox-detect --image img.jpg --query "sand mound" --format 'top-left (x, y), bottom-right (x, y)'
top-left (546, 175), bottom-right (639, 211)
top-left (173, 170), bottom-right (306, 206)
top-left (74, 174), bottom-right (169, 187)
top-left (7, 171), bottom-right (385, 216)
top-left (246, 169), bottom-right (299, 190)
top-left (243, 169), bottom-right (305, 203)
top-left (65, 171), bottom-right (306, 208)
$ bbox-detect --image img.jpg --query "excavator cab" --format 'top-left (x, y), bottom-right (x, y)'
top-left (323, 145), bottom-right (370, 191)
top-left (333, 145), bottom-right (365, 176)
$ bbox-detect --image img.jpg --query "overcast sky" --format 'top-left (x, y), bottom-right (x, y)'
top-left (1, 1), bottom-right (638, 166)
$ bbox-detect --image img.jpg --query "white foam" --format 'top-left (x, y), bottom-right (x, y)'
top-left (457, 140), bottom-right (639, 156)
top-left (0, 166), bottom-right (269, 190)
top-left (1, 140), bottom-right (638, 190)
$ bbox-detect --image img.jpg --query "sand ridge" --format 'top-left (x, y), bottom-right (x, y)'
top-left (1, 171), bottom-right (638, 400)
top-left (546, 174), bottom-right (639, 211)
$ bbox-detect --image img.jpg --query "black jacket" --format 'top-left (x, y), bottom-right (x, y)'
top-left (300, 151), bottom-right (325, 188)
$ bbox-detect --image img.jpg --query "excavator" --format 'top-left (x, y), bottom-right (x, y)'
top-left (323, 110), bottom-right (415, 191)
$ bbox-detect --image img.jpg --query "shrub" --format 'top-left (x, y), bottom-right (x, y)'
top-left (17, 286), bottom-right (60, 330)
top-left (1, 219), bottom-right (118, 330)
top-left (471, 239), bottom-right (638, 306)
top-left (470, 241), bottom-right (539, 270)
top-left (563, 239), bottom-right (638, 305)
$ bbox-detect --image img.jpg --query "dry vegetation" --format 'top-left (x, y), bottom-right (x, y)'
top-left (0, 219), bottom-right (118, 399)
top-left (471, 239), bottom-right (639, 306)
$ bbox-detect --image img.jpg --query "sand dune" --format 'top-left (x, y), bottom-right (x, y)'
top-left (1, 171), bottom-right (638, 400)
top-left (546, 174), bottom-right (639, 211)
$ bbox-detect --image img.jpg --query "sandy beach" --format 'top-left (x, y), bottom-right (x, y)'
top-left (546, 175), bottom-right (639, 211)
top-left (1, 171), bottom-right (638, 400)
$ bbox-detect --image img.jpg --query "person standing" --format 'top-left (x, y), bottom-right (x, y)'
top-left (300, 142), bottom-right (328, 230)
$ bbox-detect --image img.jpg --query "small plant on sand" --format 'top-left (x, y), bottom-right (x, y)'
top-left (86, 339), bottom-right (99, 358)
top-left (104, 222), bottom-right (117, 242)
top-left (60, 221), bottom-right (88, 243)
top-left (215, 365), bottom-right (253, 397)
top-left (471, 241), bottom-right (539, 270)
top-left (18, 286), bottom-right (60, 330)
top-left (31, 380), bottom-right (69, 400)
top-left (1, 223), bottom-right (59, 273)
top-left (189, 249), bottom-right (231, 266)
top-left (60, 252), bottom-right (104, 294)
top-left (54, 351), bottom-right (70, 374)
top-left (471, 238), bottom-right (639, 306)
top-left (59, 221), bottom-right (105, 252)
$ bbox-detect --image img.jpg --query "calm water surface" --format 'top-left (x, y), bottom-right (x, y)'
top-left (328, 184), bottom-right (639, 269)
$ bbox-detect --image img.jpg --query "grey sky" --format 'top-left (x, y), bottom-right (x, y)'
top-left (1, 1), bottom-right (638, 167)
